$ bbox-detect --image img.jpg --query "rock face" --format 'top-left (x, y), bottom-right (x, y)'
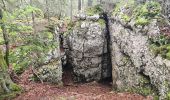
top-left (35, 58), bottom-right (62, 84)
top-left (66, 18), bottom-right (112, 82)
top-left (109, 17), bottom-right (170, 99)
top-left (136, 0), bottom-right (170, 18)
top-left (34, 28), bottom-right (63, 85)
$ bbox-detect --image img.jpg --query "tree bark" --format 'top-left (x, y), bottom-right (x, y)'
top-left (88, 0), bottom-right (93, 6)
top-left (0, 49), bottom-right (20, 94)
top-left (78, 0), bottom-right (81, 11)
top-left (30, 0), bottom-right (36, 34)
top-left (0, 6), bottom-right (9, 68)
top-left (70, 0), bottom-right (73, 21)
top-left (45, 0), bottom-right (50, 24)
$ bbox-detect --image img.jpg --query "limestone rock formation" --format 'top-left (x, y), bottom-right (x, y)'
top-left (110, 13), bottom-right (170, 100)
top-left (66, 16), bottom-right (112, 82)
top-left (34, 28), bottom-right (63, 85)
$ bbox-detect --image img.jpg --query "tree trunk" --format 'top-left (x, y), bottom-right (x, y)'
top-left (78, 0), bottom-right (81, 11)
top-left (45, 0), bottom-right (50, 24)
top-left (0, 6), bottom-right (9, 68)
top-left (70, 0), bottom-right (73, 21)
top-left (1, 23), bottom-right (9, 68)
top-left (30, 0), bottom-right (36, 34)
top-left (0, 49), bottom-right (21, 95)
top-left (88, 0), bottom-right (93, 7)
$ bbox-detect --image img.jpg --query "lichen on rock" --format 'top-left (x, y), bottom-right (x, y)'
top-left (110, 1), bottom-right (170, 99)
top-left (66, 16), bottom-right (112, 82)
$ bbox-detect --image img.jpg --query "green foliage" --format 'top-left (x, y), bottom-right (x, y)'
top-left (121, 14), bottom-right (131, 22)
top-left (112, 0), bottom-right (135, 16)
top-left (149, 35), bottom-right (170, 60)
top-left (86, 4), bottom-right (103, 16)
top-left (9, 30), bottom-right (58, 74)
top-left (0, 91), bottom-right (21, 100)
top-left (113, 1), bottom-right (161, 26)
top-left (167, 92), bottom-right (170, 100)
top-left (9, 83), bottom-right (21, 91)
top-left (135, 17), bottom-right (149, 26)
top-left (15, 5), bottom-right (43, 18)
top-left (166, 52), bottom-right (170, 60)
top-left (97, 19), bottom-right (105, 27)
top-left (133, 1), bottom-right (161, 25)
top-left (124, 75), bottom-right (158, 97)
top-left (0, 4), bottom-right (56, 74)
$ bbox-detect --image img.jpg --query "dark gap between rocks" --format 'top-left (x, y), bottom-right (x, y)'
top-left (100, 12), bottom-right (112, 84)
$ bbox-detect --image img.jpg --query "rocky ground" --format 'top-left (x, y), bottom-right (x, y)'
top-left (13, 68), bottom-right (153, 100)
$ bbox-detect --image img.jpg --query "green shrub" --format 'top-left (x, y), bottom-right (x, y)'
top-left (113, 1), bottom-right (161, 26)
top-left (135, 17), bottom-right (150, 25)
top-left (9, 30), bottom-right (58, 74)
top-left (97, 19), bottom-right (105, 26)
top-left (9, 83), bottom-right (22, 91)
top-left (166, 52), bottom-right (170, 60)
top-left (86, 4), bottom-right (103, 16)
top-left (121, 14), bottom-right (131, 22)
top-left (166, 91), bottom-right (170, 100)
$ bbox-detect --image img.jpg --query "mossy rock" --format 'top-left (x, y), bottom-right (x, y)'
top-left (97, 19), bottom-right (105, 27)
top-left (121, 14), bottom-right (131, 22)
top-left (119, 74), bottom-right (159, 98)
top-left (113, 0), bottom-right (161, 26)
top-left (149, 44), bottom-right (159, 55)
top-left (166, 52), bottom-right (170, 60)
top-left (0, 91), bottom-right (22, 100)
top-left (167, 92), bottom-right (170, 100)
top-left (122, 86), bottom-right (155, 97)
top-left (9, 83), bottom-right (22, 91)
top-left (135, 17), bottom-right (150, 26)
top-left (0, 83), bottom-right (22, 99)
top-left (85, 5), bottom-right (103, 16)
top-left (166, 45), bottom-right (170, 50)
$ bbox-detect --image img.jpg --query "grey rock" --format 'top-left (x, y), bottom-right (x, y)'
top-left (67, 20), bottom-right (112, 82)
top-left (110, 17), bottom-right (170, 99)
top-left (34, 27), bottom-right (63, 85)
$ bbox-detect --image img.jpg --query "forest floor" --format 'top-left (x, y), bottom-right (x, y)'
top-left (13, 67), bottom-right (153, 100)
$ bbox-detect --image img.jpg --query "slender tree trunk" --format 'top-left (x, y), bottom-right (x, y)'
top-left (100, 0), bottom-right (102, 4)
top-left (82, 0), bottom-right (84, 10)
top-left (45, 0), bottom-right (50, 24)
top-left (78, 0), bottom-right (81, 11)
top-left (1, 23), bottom-right (9, 68)
top-left (1, 1), bottom-right (9, 67)
top-left (88, 0), bottom-right (93, 7)
top-left (0, 49), bottom-right (21, 95)
top-left (70, 0), bottom-right (73, 21)
top-left (1, 0), bottom-right (6, 9)
top-left (30, 0), bottom-right (36, 34)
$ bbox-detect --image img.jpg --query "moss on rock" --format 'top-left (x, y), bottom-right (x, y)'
top-left (9, 83), bottom-right (22, 91)
top-left (97, 19), bottom-right (105, 27)
top-left (113, 0), bottom-right (161, 26)
top-left (85, 4), bottom-right (103, 16)
top-left (116, 74), bottom-right (158, 98)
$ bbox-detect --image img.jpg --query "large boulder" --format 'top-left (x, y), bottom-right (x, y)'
top-left (109, 2), bottom-right (170, 99)
top-left (66, 16), bottom-right (112, 82)
top-left (35, 58), bottom-right (62, 84)
top-left (109, 1), bottom-right (170, 100)
top-left (34, 28), bottom-right (63, 85)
